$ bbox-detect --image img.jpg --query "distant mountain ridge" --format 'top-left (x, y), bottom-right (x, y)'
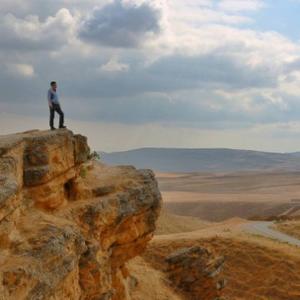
top-left (100, 148), bottom-right (300, 172)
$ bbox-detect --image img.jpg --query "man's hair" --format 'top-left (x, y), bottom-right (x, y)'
top-left (50, 81), bottom-right (57, 86)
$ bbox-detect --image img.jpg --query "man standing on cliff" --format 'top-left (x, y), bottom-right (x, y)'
top-left (48, 81), bottom-right (66, 130)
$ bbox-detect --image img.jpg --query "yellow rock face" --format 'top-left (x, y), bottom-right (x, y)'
top-left (0, 129), bottom-right (161, 300)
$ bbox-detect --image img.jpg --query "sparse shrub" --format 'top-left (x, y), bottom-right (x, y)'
top-left (89, 151), bottom-right (101, 161)
top-left (79, 166), bottom-right (87, 179)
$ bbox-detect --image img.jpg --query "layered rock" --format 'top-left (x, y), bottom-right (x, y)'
top-left (0, 130), bottom-right (161, 300)
top-left (165, 246), bottom-right (226, 300)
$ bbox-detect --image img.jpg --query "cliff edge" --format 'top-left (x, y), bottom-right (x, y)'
top-left (0, 129), bottom-right (161, 300)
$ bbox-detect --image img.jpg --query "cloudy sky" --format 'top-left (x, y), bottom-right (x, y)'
top-left (1, 0), bottom-right (300, 152)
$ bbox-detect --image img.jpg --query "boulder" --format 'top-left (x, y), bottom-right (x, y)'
top-left (166, 246), bottom-right (226, 300)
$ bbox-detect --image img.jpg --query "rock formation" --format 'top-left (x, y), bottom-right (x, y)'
top-left (165, 246), bottom-right (226, 300)
top-left (0, 129), bottom-right (161, 300)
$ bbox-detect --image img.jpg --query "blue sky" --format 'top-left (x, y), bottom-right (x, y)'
top-left (248, 0), bottom-right (300, 40)
top-left (1, 0), bottom-right (300, 152)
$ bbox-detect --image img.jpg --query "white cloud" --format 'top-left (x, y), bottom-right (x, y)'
top-left (0, 0), bottom-right (300, 152)
top-left (100, 57), bottom-right (129, 73)
top-left (6, 63), bottom-right (35, 78)
top-left (0, 8), bottom-right (77, 51)
top-left (218, 0), bottom-right (265, 12)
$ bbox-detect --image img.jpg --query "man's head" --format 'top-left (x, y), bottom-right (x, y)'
top-left (50, 81), bottom-right (57, 90)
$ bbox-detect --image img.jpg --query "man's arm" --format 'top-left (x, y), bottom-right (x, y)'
top-left (47, 90), bottom-right (53, 108)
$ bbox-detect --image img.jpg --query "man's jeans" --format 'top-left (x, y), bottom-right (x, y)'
top-left (49, 103), bottom-right (64, 128)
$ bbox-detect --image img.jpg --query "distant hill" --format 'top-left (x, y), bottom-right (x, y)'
top-left (100, 148), bottom-right (300, 172)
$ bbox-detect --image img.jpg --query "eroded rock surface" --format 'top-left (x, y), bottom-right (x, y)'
top-left (165, 246), bottom-right (226, 300)
top-left (0, 130), bottom-right (161, 300)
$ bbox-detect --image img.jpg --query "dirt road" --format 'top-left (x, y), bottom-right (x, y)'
top-left (242, 221), bottom-right (300, 247)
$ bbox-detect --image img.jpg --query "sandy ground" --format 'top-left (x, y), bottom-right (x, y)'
top-left (129, 207), bottom-right (300, 300)
top-left (128, 172), bottom-right (300, 299)
top-left (155, 216), bottom-right (300, 255)
top-left (155, 210), bottom-right (211, 235)
top-left (155, 172), bottom-right (189, 179)
top-left (144, 217), bottom-right (300, 300)
top-left (156, 171), bottom-right (300, 221)
top-left (157, 171), bottom-right (300, 202)
top-left (145, 235), bottom-right (300, 300)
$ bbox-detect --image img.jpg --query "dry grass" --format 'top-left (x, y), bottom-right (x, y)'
top-left (276, 220), bottom-right (300, 240)
top-left (156, 171), bottom-right (300, 221)
top-left (127, 256), bottom-right (183, 300)
top-left (141, 171), bottom-right (300, 299)
top-left (144, 236), bottom-right (300, 300)
top-left (155, 210), bottom-right (210, 235)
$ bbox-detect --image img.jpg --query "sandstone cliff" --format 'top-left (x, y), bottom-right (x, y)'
top-left (0, 130), bottom-right (161, 300)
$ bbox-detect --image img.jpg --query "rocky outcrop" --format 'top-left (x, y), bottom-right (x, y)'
top-left (0, 130), bottom-right (161, 300)
top-left (165, 246), bottom-right (226, 300)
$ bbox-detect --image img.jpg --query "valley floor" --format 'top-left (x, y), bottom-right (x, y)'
top-left (130, 211), bottom-right (300, 300)
top-left (157, 171), bottom-right (300, 221)
top-left (129, 171), bottom-right (300, 299)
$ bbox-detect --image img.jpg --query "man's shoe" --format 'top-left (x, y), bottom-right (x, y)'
top-left (50, 127), bottom-right (56, 130)
top-left (59, 125), bottom-right (67, 129)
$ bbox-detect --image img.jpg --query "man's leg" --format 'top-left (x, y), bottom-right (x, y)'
top-left (49, 106), bottom-right (55, 129)
top-left (55, 104), bottom-right (65, 128)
